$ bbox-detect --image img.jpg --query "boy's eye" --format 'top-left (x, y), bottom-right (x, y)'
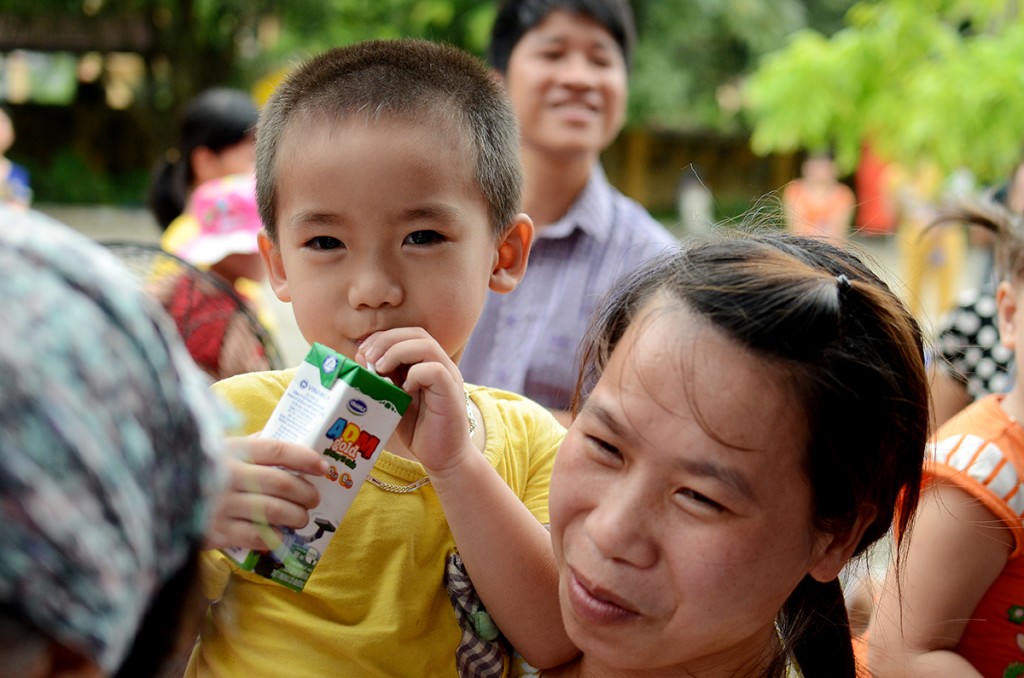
top-left (306, 236), bottom-right (344, 250)
top-left (404, 230), bottom-right (444, 246)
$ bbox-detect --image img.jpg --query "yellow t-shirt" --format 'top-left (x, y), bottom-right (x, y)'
top-left (187, 370), bottom-right (563, 677)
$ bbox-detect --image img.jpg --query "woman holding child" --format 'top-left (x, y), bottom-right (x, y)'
top-left (166, 29), bottom-right (930, 677)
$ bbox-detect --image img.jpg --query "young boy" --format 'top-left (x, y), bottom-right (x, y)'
top-left (187, 40), bottom-right (575, 676)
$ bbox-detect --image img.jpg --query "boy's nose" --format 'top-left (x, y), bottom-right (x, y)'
top-left (346, 262), bottom-right (402, 309)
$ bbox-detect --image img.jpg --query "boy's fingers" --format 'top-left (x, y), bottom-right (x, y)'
top-left (401, 361), bottom-right (461, 396)
top-left (205, 522), bottom-right (292, 552)
top-left (229, 436), bottom-right (328, 476)
top-left (219, 493), bottom-right (314, 530)
top-left (230, 464), bottom-right (322, 509)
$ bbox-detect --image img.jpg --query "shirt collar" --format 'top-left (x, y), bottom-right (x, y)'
top-left (537, 164), bottom-right (614, 243)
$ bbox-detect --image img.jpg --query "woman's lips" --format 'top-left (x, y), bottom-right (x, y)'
top-left (567, 569), bottom-right (641, 625)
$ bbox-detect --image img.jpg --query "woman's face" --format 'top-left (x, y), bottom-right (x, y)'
top-left (550, 299), bottom-right (843, 674)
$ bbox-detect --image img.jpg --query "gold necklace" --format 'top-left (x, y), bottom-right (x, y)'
top-left (366, 389), bottom-right (477, 494)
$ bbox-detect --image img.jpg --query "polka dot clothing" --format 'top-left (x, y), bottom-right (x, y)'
top-left (935, 285), bottom-right (1015, 400)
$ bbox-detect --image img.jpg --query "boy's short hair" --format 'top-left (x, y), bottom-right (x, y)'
top-left (487, 0), bottom-right (637, 74)
top-left (256, 39), bottom-right (523, 241)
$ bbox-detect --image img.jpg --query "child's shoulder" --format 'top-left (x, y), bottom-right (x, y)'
top-left (929, 394), bottom-right (1024, 519)
top-left (935, 394), bottom-right (1020, 444)
top-left (212, 366), bottom-right (299, 433)
top-left (467, 383), bottom-right (561, 424)
top-left (213, 365), bottom-right (298, 396)
top-left (466, 383), bottom-right (566, 452)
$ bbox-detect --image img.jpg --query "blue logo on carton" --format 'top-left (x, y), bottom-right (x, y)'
top-left (321, 355), bottom-right (338, 374)
top-left (347, 399), bottom-right (368, 416)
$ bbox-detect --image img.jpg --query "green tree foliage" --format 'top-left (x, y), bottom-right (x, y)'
top-left (268, 0), bottom-right (496, 59)
top-left (629, 0), bottom-right (816, 131)
top-left (262, 0), bottom-right (856, 134)
top-left (745, 0), bottom-right (1024, 183)
top-left (5, 0), bottom-right (855, 131)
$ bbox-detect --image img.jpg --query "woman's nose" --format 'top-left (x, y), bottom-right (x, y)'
top-left (583, 480), bottom-right (659, 569)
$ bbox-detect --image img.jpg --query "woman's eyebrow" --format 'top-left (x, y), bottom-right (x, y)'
top-left (673, 457), bottom-right (755, 501)
top-left (581, 401), bottom-right (625, 438)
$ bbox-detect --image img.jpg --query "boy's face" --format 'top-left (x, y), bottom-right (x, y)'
top-left (260, 115), bottom-right (528, 363)
top-left (503, 9), bottom-right (627, 160)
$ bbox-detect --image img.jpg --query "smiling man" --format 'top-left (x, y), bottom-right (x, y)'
top-left (460, 0), bottom-right (677, 424)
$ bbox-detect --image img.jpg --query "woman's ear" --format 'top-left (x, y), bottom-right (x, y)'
top-left (808, 504), bottom-right (877, 583)
top-left (489, 214), bottom-right (534, 294)
top-left (258, 231), bottom-right (291, 302)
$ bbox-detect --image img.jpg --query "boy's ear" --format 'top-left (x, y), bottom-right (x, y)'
top-left (490, 68), bottom-right (506, 87)
top-left (807, 504), bottom-right (876, 583)
top-left (258, 231), bottom-right (291, 302)
top-left (489, 213), bottom-right (533, 294)
top-left (997, 280), bottom-right (1018, 350)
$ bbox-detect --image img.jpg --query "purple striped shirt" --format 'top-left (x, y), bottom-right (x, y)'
top-left (460, 166), bottom-right (677, 410)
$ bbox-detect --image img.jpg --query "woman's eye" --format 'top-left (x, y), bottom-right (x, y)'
top-left (404, 230), bottom-right (444, 246)
top-left (585, 435), bottom-right (622, 461)
top-left (676, 488), bottom-right (725, 513)
top-left (306, 236), bottom-right (344, 250)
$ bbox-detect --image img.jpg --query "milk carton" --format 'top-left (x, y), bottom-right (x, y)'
top-left (223, 342), bottom-right (411, 591)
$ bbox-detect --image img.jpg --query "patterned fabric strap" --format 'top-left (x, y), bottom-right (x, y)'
top-left (444, 551), bottom-right (511, 678)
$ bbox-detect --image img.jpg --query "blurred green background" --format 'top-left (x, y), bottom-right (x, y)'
top-left (4, 0), bottom-right (1023, 224)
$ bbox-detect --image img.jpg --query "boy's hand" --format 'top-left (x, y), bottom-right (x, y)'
top-left (357, 327), bottom-right (473, 476)
top-left (204, 436), bottom-right (328, 551)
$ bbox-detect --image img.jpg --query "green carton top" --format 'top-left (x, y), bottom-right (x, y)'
top-left (304, 343), bottom-right (412, 415)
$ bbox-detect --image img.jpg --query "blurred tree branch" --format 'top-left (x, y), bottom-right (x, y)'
top-left (745, 0), bottom-right (1024, 183)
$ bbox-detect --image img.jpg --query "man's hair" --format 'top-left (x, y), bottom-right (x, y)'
top-left (487, 0), bottom-right (637, 74)
top-left (256, 39), bottom-right (523, 241)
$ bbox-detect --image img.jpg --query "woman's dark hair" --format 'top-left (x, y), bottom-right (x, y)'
top-left (573, 231), bottom-right (930, 677)
top-left (148, 88), bottom-right (258, 229)
top-left (487, 0), bottom-right (637, 73)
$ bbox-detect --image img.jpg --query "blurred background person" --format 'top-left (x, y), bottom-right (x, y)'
top-left (929, 160), bottom-right (1023, 426)
top-left (157, 172), bottom-right (276, 380)
top-left (148, 87), bottom-right (258, 237)
top-left (460, 0), bottom-right (676, 425)
top-left (0, 105), bottom-right (31, 208)
top-left (0, 205), bottom-right (226, 677)
top-left (782, 150), bottom-right (854, 242)
top-left (892, 161), bottom-right (967, 322)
